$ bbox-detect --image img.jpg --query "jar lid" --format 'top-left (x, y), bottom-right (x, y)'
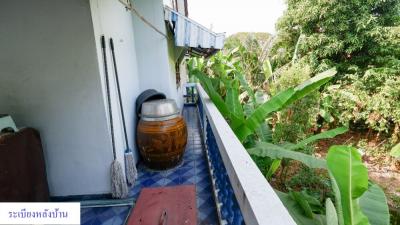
top-left (140, 99), bottom-right (180, 121)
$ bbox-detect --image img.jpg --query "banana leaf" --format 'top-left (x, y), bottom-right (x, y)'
top-left (235, 68), bottom-right (336, 142)
top-left (292, 127), bottom-right (349, 150)
top-left (390, 143), bottom-right (400, 158)
top-left (243, 102), bottom-right (254, 117)
top-left (193, 70), bottom-right (243, 128)
top-left (266, 159), bottom-right (281, 179)
top-left (326, 198), bottom-right (339, 225)
top-left (235, 88), bottom-right (296, 141)
top-left (276, 191), bottom-right (326, 225)
top-left (236, 71), bottom-right (256, 107)
top-left (247, 142), bottom-right (327, 169)
top-left (292, 33), bottom-right (302, 64)
top-left (210, 77), bottom-right (222, 94)
top-left (290, 191), bottom-right (315, 219)
top-left (326, 145), bottom-right (369, 225)
top-left (263, 59), bottom-right (273, 81)
top-left (329, 171), bottom-right (345, 225)
top-left (225, 79), bottom-right (245, 120)
top-left (237, 73), bottom-right (272, 142)
top-left (256, 122), bottom-right (273, 142)
top-left (359, 183), bottom-right (390, 225)
top-left (285, 68), bottom-right (337, 107)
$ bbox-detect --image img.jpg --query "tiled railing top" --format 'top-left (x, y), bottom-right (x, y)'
top-left (196, 84), bottom-right (296, 225)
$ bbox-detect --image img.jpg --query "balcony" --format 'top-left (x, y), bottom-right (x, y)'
top-left (81, 84), bottom-right (295, 225)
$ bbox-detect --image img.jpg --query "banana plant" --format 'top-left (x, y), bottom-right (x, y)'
top-left (249, 144), bottom-right (390, 225)
top-left (233, 68), bottom-right (337, 141)
top-left (247, 127), bottom-right (349, 177)
top-left (191, 66), bottom-right (337, 141)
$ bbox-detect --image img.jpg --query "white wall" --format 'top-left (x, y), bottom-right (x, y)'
top-left (0, 0), bottom-right (181, 197)
top-left (89, 0), bottom-right (142, 174)
top-left (0, 0), bottom-right (139, 196)
top-left (0, 0), bottom-right (113, 196)
top-left (131, 0), bottom-right (179, 105)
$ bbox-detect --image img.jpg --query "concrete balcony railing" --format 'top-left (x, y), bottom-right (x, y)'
top-left (194, 83), bottom-right (296, 225)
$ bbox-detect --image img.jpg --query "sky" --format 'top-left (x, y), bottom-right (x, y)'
top-left (186, 0), bottom-right (287, 36)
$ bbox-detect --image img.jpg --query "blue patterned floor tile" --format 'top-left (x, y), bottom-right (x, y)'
top-left (137, 170), bottom-right (164, 181)
top-left (198, 207), bottom-right (219, 225)
top-left (195, 172), bottom-right (209, 182)
top-left (177, 165), bottom-right (195, 175)
top-left (91, 218), bottom-right (104, 225)
top-left (159, 168), bottom-right (176, 176)
top-left (81, 208), bottom-right (92, 214)
top-left (197, 194), bottom-right (216, 210)
top-left (81, 107), bottom-right (218, 225)
top-left (81, 209), bottom-right (96, 224)
top-left (129, 183), bottom-right (143, 198)
top-left (112, 206), bottom-right (130, 214)
top-left (193, 150), bottom-right (204, 156)
top-left (82, 219), bottom-right (93, 225)
top-left (163, 177), bottom-right (181, 186)
top-left (112, 216), bottom-right (125, 225)
top-left (196, 182), bottom-right (213, 196)
top-left (180, 160), bottom-right (195, 169)
top-left (93, 208), bottom-right (117, 222)
top-left (140, 176), bottom-right (165, 187)
top-left (196, 158), bottom-right (208, 168)
top-left (180, 175), bottom-right (196, 185)
top-left (100, 217), bottom-right (115, 225)
top-left (183, 153), bottom-right (196, 161)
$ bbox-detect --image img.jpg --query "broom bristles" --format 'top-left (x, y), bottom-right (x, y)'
top-left (111, 160), bottom-right (129, 199)
top-left (125, 151), bottom-right (138, 186)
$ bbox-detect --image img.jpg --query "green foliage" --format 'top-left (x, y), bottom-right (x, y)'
top-left (326, 198), bottom-right (339, 225)
top-left (248, 141), bottom-right (327, 169)
top-left (235, 68), bottom-right (336, 141)
top-left (271, 0), bottom-right (400, 74)
top-left (289, 190), bottom-right (316, 218)
top-left (271, 0), bottom-right (400, 145)
top-left (327, 146), bottom-right (370, 225)
top-left (391, 143), bottom-right (400, 158)
top-left (270, 63), bottom-right (323, 143)
top-left (288, 166), bottom-right (333, 204)
top-left (266, 159), bottom-right (282, 180)
top-left (293, 127), bottom-right (348, 150)
top-left (188, 49), bottom-right (336, 143)
top-left (270, 63), bottom-right (312, 96)
top-left (191, 69), bottom-right (242, 128)
top-left (359, 184), bottom-right (390, 225)
top-left (248, 127), bottom-right (347, 197)
top-left (224, 32), bottom-right (273, 88)
top-left (277, 190), bottom-right (327, 225)
top-left (249, 143), bottom-right (390, 225)
top-left (325, 146), bottom-right (390, 225)
top-left (323, 72), bottom-right (400, 139)
top-left (188, 25), bottom-right (392, 221)
top-left (224, 32), bottom-right (272, 51)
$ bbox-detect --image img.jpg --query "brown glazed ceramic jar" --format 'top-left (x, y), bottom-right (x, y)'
top-left (137, 99), bottom-right (187, 170)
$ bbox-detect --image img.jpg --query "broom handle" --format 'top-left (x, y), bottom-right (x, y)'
top-left (101, 35), bottom-right (117, 160)
top-left (110, 38), bottom-right (130, 151)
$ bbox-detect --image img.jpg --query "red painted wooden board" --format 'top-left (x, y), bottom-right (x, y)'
top-left (127, 185), bottom-right (197, 225)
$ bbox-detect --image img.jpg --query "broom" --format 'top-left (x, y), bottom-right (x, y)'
top-left (101, 35), bottom-right (128, 198)
top-left (109, 37), bottom-right (137, 186)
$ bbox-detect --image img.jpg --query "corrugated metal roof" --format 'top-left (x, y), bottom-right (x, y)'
top-left (164, 7), bottom-right (225, 50)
